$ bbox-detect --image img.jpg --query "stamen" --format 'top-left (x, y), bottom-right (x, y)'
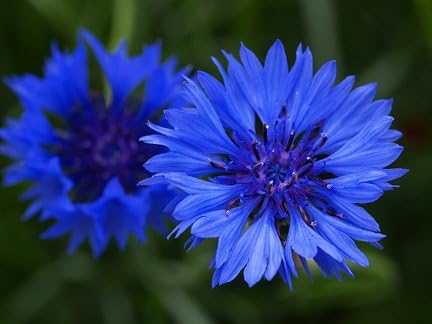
top-left (252, 161), bottom-right (264, 171)
top-left (285, 129), bottom-right (296, 151)
top-left (282, 201), bottom-right (289, 213)
top-left (312, 132), bottom-right (328, 153)
top-left (263, 123), bottom-right (269, 144)
top-left (281, 103), bottom-right (287, 117)
top-left (208, 159), bottom-right (225, 169)
top-left (252, 165), bottom-right (263, 179)
top-left (299, 206), bottom-right (312, 225)
top-left (319, 132), bottom-right (328, 145)
top-left (252, 141), bottom-right (261, 161)
top-left (327, 208), bottom-right (344, 218)
top-left (266, 180), bottom-right (275, 194)
top-left (298, 157), bottom-right (314, 178)
top-left (226, 198), bottom-right (241, 216)
top-left (284, 172), bottom-right (297, 189)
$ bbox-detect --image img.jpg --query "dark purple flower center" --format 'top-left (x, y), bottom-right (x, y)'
top-left (49, 95), bottom-right (158, 202)
top-left (209, 118), bottom-right (333, 225)
top-left (265, 163), bottom-right (289, 184)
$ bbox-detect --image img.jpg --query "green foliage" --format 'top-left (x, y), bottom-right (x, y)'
top-left (0, 0), bottom-right (431, 322)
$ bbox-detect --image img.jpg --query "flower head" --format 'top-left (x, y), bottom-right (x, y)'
top-left (142, 40), bottom-right (406, 288)
top-left (0, 30), bottom-right (186, 256)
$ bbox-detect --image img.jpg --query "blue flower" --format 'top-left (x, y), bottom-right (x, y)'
top-left (0, 30), bottom-right (187, 256)
top-left (141, 40), bottom-right (407, 288)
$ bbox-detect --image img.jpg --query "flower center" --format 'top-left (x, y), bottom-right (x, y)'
top-left (210, 118), bottom-right (332, 218)
top-left (50, 96), bottom-right (158, 202)
top-left (265, 163), bottom-right (288, 184)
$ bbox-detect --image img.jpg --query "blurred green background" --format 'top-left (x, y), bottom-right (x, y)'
top-left (0, 0), bottom-right (430, 323)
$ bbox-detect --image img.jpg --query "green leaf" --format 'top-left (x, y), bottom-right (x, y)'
top-left (0, 254), bottom-right (94, 323)
top-left (413, 0), bottom-right (432, 54)
top-left (108, 0), bottom-right (136, 50)
top-left (157, 289), bottom-right (214, 324)
top-left (100, 288), bottom-right (136, 324)
top-left (300, 0), bottom-right (344, 68)
top-left (26, 0), bottom-right (75, 33)
top-left (359, 47), bottom-right (416, 97)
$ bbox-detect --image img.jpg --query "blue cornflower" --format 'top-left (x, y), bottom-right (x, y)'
top-left (141, 40), bottom-right (407, 288)
top-left (0, 31), bottom-right (186, 256)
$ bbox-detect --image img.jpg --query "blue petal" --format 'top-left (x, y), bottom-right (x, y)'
top-left (93, 178), bottom-right (149, 249)
top-left (139, 55), bottom-right (186, 120)
top-left (295, 60), bottom-right (336, 131)
top-left (287, 204), bottom-right (342, 261)
top-left (145, 152), bottom-right (215, 176)
top-left (297, 75), bottom-right (354, 135)
top-left (322, 143), bottom-right (403, 175)
top-left (308, 206), bottom-right (369, 266)
top-left (215, 209), bottom-right (284, 287)
top-left (263, 214), bottom-right (284, 281)
top-left (191, 209), bottom-right (229, 238)
top-left (41, 203), bottom-right (106, 257)
top-left (314, 250), bottom-right (353, 280)
top-left (181, 77), bottom-right (240, 156)
top-left (197, 70), bottom-right (253, 134)
top-left (325, 216), bottom-right (385, 242)
top-left (211, 57), bottom-right (255, 132)
top-left (0, 109), bottom-right (54, 160)
top-left (218, 215), bottom-right (266, 285)
top-left (325, 195), bottom-right (380, 231)
top-left (7, 157), bottom-right (73, 220)
top-left (81, 30), bottom-right (149, 112)
top-left (5, 43), bottom-right (88, 115)
top-left (173, 190), bottom-right (240, 221)
top-left (155, 172), bottom-right (243, 195)
top-left (146, 183), bottom-right (177, 234)
top-left (243, 216), bottom-right (269, 287)
top-left (286, 46), bottom-right (313, 129)
top-left (264, 40), bottom-right (288, 114)
top-left (327, 171), bottom-right (386, 203)
top-left (214, 200), bottom-right (259, 268)
top-left (325, 116), bottom-right (394, 160)
top-left (325, 82), bottom-right (377, 135)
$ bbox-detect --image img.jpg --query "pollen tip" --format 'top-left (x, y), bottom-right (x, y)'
top-left (252, 140), bottom-right (261, 161)
top-left (208, 159), bottom-right (225, 169)
top-left (226, 198), bottom-right (241, 216)
top-left (286, 129), bottom-right (296, 151)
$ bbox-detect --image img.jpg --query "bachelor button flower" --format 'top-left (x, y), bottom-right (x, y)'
top-left (0, 30), bottom-right (186, 256)
top-left (141, 40), bottom-right (407, 288)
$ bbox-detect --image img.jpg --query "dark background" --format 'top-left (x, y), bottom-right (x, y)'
top-left (0, 0), bottom-right (430, 323)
